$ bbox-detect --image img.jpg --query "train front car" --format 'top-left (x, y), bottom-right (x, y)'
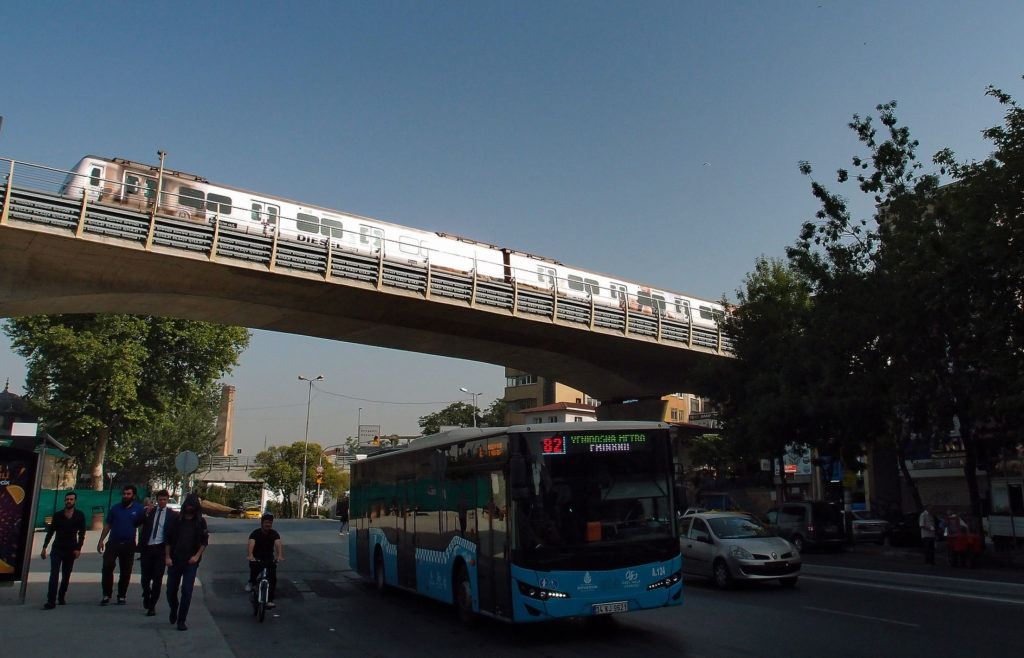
top-left (507, 423), bottom-right (683, 622)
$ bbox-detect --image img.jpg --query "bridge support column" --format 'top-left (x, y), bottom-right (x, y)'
top-left (595, 396), bottom-right (666, 422)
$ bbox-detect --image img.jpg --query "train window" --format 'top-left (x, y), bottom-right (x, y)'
top-left (125, 175), bottom-right (141, 195)
top-left (398, 236), bottom-right (422, 256)
top-left (320, 216), bottom-right (344, 239)
top-left (144, 179), bottom-right (157, 199)
top-left (178, 186), bottom-right (205, 210)
top-left (699, 305), bottom-right (714, 320)
top-left (567, 275), bottom-right (600, 296)
top-left (360, 225), bottom-right (383, 250)
top-left (537, 267), bottom-right (556, 288)
top-left (206, 193), bottom-right (232, 215)
top-left (297, 212), bottom-right (319, 233)
top-left (90, 167), bottom-right (102, 187)
top-left (652, 294), bottom-right (667, 315)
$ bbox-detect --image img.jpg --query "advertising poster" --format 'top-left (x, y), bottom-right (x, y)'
top-left (0, 450), bottom-right (37, 581)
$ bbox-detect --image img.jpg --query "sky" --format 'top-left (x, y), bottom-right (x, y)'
top-left (1, 1), bottom-right (1022, 455)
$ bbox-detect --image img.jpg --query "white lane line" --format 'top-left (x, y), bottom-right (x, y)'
top-left (802, 574), bottom-right (1024, 606)
top-left (803, 606), bottom-right (920, 628)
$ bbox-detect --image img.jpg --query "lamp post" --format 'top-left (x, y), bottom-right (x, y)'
top-left (298, 374), bottom-right (324, 519)
top-left (459, 387), bottom-right (482, 428)
top-left (357, 407), bottom-right (363, 444)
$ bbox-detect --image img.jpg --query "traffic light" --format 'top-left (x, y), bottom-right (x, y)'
top-left (316, 476), bottom-right (323, 484)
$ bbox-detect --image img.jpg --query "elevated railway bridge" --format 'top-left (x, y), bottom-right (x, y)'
top-left (0, 157), bottom-right (734, 417)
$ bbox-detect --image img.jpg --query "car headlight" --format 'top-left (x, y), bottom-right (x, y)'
top-left (729, 545), bottom-right (754, 560)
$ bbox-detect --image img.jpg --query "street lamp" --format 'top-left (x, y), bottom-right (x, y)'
top-left (298, 374), bottom-right (324, 519)
top-left (459, 386), bottom-right (482, 428)
top-left (357, 407), bottom-right (363, 444)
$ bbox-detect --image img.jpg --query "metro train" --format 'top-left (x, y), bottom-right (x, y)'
top-left (59, 155), bottom-right (726, 329)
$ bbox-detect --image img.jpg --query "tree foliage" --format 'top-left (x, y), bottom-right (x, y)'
top-left (720, 79), bottom-right (1024, 515)
top-left (250, 441), bottom-right (349, 518)
top-left (3, 314), bottom-right (250, 489)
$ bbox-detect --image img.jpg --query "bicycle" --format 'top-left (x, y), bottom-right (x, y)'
top-left (249, 559), bottom-right (274, 622)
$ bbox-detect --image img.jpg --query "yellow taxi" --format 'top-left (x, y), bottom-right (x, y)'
top-left (243, 506), bottom-right (263, 519)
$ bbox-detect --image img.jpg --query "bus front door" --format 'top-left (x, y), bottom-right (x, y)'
top-left (477, 471), bottom-right (511, 617)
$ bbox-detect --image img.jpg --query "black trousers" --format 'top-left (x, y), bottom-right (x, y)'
top-left (101, 541), bottom-right (136, 599)
top-left (46, 547), bottom-right (77, 605)
top-left (139, 544), bottom-right (167, 610)
top-left (249, 560), bottom-right (278, 601)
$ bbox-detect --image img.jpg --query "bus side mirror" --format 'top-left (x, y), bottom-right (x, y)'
top-left (510, 455), bottom-right (530, 500)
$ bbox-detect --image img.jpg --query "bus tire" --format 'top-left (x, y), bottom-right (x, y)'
top-left (374, 549), bottom-right (387, 594)
top-left (454, 565), bottom-right (476, 627)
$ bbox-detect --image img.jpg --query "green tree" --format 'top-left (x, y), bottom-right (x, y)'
top-left (785, 82), bottom-right (1024, 515)
top-left (418, 401), bottom-right (477, 434)
top-left (480, 398), bottom-right (507, 427)
top-left (3, 314), bottom-right (249, 490)
top-left (251, 444), bottom-right (302, 518)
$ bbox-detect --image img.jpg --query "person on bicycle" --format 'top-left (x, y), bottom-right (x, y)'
top-left (246, 513), bottom-right (284, 608)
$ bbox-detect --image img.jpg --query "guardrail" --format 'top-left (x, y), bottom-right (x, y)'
top-left (1, 158), bottom-right (733, 354)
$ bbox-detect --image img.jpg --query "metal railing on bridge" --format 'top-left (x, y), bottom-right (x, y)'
top-left (1, 158), bottom-right (733, 354)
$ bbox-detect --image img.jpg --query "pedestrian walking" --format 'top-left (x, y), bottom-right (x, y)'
top-left (338, 498), bottom-right (349, 534)
top-left (164, 493), bottom-right (209, 631)
top-left (919, 503), bottom-right (937, 565)
top-left (138, 489), bottom-right (177, 616)
top-left (40, 491), bottom-right (87, 609)
top-left (97, 484), bottom-right (145, 605)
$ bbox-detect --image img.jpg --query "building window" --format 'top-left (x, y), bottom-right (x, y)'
top-left (548, 416), bottom-right (558, 423)
top-left (573, 416), bottom-right (583, 422)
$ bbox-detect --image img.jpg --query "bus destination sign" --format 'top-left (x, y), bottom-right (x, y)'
top-left (536, 431), bottom-right (650, 455)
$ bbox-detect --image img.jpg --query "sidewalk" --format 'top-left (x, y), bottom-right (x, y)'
top-left (0, 529), bottom-right (232, 658)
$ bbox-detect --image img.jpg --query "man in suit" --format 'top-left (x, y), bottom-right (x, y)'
top-left (138, 489), bottom-right (177, 616)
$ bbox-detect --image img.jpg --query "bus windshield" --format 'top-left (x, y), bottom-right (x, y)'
top-left (512, 428), bottom-right (676, 569)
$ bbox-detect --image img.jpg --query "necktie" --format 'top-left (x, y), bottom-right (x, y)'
top-left (151, 509), bottom-right (162, 542)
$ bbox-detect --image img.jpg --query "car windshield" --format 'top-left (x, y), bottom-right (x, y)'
top-left (708, 515), bottom-right (771, 539)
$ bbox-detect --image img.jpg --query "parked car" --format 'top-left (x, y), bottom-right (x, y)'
top-left (849, 510), bottom-right (890, 544)
top-left (680, 511), bottom-right (801, 589)
top-left (243, 505), bottom-right (263, 519)
top-left (887, 512), bottom-right (923, 547)
top-left (765, 501), bottom-right (846, 552)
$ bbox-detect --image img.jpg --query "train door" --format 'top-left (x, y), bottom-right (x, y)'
top-left (397, 477), bottom-right (417, 589)
top-left (80, 162), bottom-right (105, 202)
top-left (122, 172), bottom-right (156, 206)
top-left (359, 224), bottom-right (383, 254)
top-left (476, 469), bottom-right (510, 617)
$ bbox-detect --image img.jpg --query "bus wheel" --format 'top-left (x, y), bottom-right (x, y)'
top-left (454, 565), bottom-right (476, 627)
top-left (374, 550), bottom-right (387, 593)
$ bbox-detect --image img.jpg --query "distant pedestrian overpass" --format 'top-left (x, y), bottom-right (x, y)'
top-left (0, 158), bottom-right (733, 413)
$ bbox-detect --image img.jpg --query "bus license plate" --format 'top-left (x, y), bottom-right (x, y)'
top-left (592, 601), bottom-right (628, 615)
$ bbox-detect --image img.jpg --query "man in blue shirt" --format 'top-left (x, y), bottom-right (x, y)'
top-left (96, 484), bottom-right (145, 605)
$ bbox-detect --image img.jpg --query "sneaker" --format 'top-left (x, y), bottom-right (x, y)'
top-left (116, 597), bottom-right (126, 605)
top-left (266, 601), bottom-right (276, 609)
top-left (244, 582), bottom-right (252, 592)
top-left (43, 602), bottom-right (56, 610)
top-left (100, 597), bottom-right (110, 606)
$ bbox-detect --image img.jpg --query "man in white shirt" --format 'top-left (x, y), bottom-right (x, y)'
top-left (139, 490), bottom-right (178, 616)
top-left (918, 504), bottom-right (936, 565)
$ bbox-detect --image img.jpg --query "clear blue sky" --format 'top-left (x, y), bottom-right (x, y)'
top-left (2, 1), bottom-right (1021, 453)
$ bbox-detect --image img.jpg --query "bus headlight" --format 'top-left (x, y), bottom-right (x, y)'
top-left (647, 570), bottom-right (682, 590)
top-left (517, 580), bottom-right (570, 600)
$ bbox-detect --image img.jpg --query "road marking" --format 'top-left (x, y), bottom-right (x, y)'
top-left (802, 574), bottom-right (1024, 606)
top-left (803, 606), bottom-right (920, 628)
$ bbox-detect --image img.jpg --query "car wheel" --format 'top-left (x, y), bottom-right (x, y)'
top-left (791, 535), bottom-right (805, 552)
top-left (780, 577), bottom-right (798, 588)
top-left (712, 559), bottom-right (733, 590)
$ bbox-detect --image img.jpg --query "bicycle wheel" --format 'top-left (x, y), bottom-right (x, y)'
top-left (257, 580), bottom-right (268, 622)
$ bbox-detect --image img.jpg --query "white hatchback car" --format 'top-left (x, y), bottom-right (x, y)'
top-left (680, 511), bottom-right (801, 589)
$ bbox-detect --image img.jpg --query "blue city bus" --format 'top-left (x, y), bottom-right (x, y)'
top-left (348, 421), bottom-right (683, 623)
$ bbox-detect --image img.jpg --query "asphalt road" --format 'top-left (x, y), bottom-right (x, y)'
top-left (200, 518), bottom-right (1024, 657)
